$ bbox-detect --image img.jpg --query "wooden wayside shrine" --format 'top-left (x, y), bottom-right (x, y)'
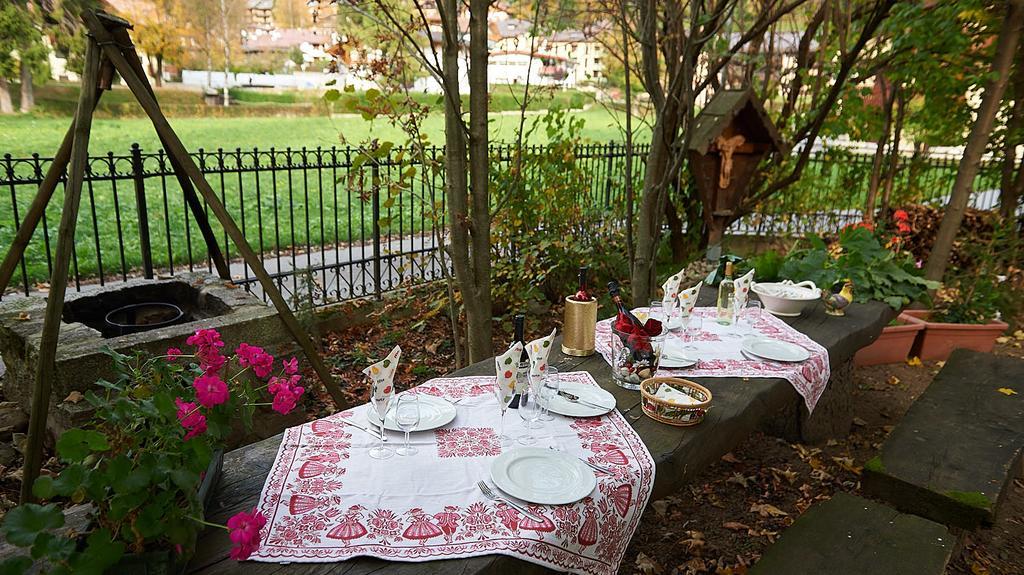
top-left (0, 10), bottom-right (351, 504)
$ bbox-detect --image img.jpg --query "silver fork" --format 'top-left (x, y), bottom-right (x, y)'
top-left (476, 481), bottom-right (543, 522)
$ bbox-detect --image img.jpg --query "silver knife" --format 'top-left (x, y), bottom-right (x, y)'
top-left (557, 390), bottom-right (613, 411)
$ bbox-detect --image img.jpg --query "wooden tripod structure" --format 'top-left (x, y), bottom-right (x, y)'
top-left (0, 10), bottom-right (351, 504)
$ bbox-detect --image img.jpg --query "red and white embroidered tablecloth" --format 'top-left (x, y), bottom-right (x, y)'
top-left (250, 372), bottom-right (655, 575)
top-left (595, 307), bottom-right (831, 412)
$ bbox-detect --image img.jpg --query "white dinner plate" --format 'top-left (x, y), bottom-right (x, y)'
top-left (367, 394), bottom-right (457, 432)
top-left (741, 337), bottom-right (810, 363)
top-left (660, 338), bottom-right (698, 368)
top-left (490, 447), bottom-right (597, 505)
top-left (545, 382), bottom-right (616, 417)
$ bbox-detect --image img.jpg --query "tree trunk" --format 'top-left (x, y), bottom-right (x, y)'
top-left (156, 54), bottom-right (164, 87)
top-left (925, 0), bottom-right (1024, 281)
top-left (1000, 44), bottom-right (1024, 219)
top-left (465, 0), bottom-right (493, 362)
top-left (19, 64), bottom-right (34, 113)
top-left (0, 77), bottom-right (13, 114)
top-left (880, 89), bottom-right (906, 220)
top-left (864, 77), bottom-right (895, 223)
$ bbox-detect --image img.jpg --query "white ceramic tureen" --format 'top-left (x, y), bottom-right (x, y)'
top-left (751, 280), bottom-right (820, 317)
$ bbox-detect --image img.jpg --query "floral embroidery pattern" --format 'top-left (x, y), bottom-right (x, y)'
top-left (595, 307), bottom-right (831, 412)
top-left (434, 427), bottom-right (501, 458)
top-left (251, 373), bottom-right (655, 575)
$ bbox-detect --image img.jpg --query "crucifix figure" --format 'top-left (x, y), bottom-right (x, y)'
top-left (715, 134), bottom-right (747, 189)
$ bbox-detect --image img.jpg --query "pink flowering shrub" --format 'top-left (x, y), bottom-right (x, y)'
top-left (1, 329), bottom-right (295, 570)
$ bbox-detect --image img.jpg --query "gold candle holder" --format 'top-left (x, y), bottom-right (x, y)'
top-left (562, 296), bottom-right (597, 356)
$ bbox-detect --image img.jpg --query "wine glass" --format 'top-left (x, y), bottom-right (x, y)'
top-left (394, 394), bottom-right (420, 456)
top-left (517, 386), bottom-right (541, 445)
top-left (368, 381), bottom-right (394, 460)
top-left (648, 300), bottom-right (666, 332)
top-left (742, 301), bottom-right (763, 335)
top-left (683, 315), bottom-right (703, 352)
top-left (493, 378), bottom-right (514, 447)
top-left (537, 366), bottom-right (560, 422)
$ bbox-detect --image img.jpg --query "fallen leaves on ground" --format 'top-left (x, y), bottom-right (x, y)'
top-left (749, 503), bottom-right (788, 518)
top-left (906, 356), bottom-right (922, 367)
top-left (997, 387), bottom-right (1017, 396)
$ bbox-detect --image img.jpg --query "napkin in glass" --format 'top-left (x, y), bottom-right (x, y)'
top-left (679, 281), bottom-right (703, 316)
top-left (527, 328), bottom-right (557, 376)
top-left (363, 345), bottom-right (401, 405)
top-left (734, 269), bottom-right (755, 308)
top-left (661, 268), bottom-right (685, 312)
top-left (495, 343), bottom-right (523, 396)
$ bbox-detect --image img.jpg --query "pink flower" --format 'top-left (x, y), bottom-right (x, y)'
top-left (167, 347), bottom-right (182, 359)
top-left (897, 221), bottom-right (912, 233)
top-left (236, 344), bottom-right (275, 379)
top-left (283, 357), bottom-right (299, 375)
top-left (193, 374), bottom-right (229, 408)
top-left (175, 398), bottom-right (207, 440)
top-left (271, 387), bottom-right (304, 414)
top-left (199, 350), bottom-right (227, 375)
top-left (187, 329), bottom-right (224, 351)
top-left (227, 508), bottom-right (266, 560)
top-left (894, 209), bottom-right (909, 221)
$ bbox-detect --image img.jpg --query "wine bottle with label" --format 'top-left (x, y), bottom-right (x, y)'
top-left (716, 262), bottom-right (736, 325)
top-left (508, 314), bottom-right (530, 409)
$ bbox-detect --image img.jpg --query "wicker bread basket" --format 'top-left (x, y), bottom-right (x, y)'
top-left (639, 377), bottom-right (712, 426)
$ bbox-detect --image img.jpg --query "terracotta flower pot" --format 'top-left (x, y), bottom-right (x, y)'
top-left (901, 310), bottom-right (1009, 361)
top-left (854, 313), bottom-right (924, 366)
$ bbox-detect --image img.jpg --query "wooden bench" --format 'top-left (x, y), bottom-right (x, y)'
top-left (186, 291), bottom-right (891, 573)
top-left (863, 349), bottom-right (1024, 529)
top-left (750, 492), bottom-right (954, 575)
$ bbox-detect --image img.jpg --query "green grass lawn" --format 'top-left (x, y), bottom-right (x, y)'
top-left (0, 96), bottom-right (639, 287)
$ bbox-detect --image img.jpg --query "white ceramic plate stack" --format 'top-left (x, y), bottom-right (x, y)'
top-left (367, 394), bottom-right (458, 431)
top-left (490, 447), bottom-right (597, 505)
top-left (545, 383), bottom-right (617, 417)
top-left (741, 336), bottom-right (811, 363)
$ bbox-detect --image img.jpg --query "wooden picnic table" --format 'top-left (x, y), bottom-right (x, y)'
top-left (189, 290), bottom-right (892, 574)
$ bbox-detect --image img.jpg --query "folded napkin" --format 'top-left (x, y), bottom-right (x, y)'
top-left (734, 269), bottom-right (755, 308)
top-left (495, 343), bottom-right (523, 397)
top-left (679, 281), bottom-right (702, 316)
top-left (653, 383), bottom-right (701, 406)
top-left (661, 268), bottom-right (686, 311)
top-left (527, 328), bottom-right (557, 376)
top-left (363, 345), bottom-right (401, 404)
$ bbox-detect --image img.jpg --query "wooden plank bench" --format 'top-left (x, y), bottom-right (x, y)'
top-left (863, 348), bottom-right (1024, 529)
top-left (749, 492), bottom-right (954, 575)
top-left (182, 292), bottom-right (891, 574)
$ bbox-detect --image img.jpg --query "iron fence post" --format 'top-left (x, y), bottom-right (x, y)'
top-left (372, 162), bottom-right (382, 300)
top-left (130, 143), bottom-right (154, 279)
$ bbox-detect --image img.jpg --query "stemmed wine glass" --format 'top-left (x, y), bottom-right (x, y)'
top-left (517, 385), bottom-right (542, 445)
top-left (395, 394), bottom-right (421, 456)
top-left (683, 315), bottom-right (703, 353)
top-left (368, 381), bottom-right (394, 460)
top-left (648, 301), bottom-right (666, 333)
top-left (493, 378), bottom-right (515, 447)
top-left (537, 367), bottom-right (560, 422)
top-left (740, 301), bottom-right (763, 336)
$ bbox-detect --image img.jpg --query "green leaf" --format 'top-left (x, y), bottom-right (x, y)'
top-left (324, 79), bottom-right (337, 86)
top-left (323, 88), bottom-right (341, 102)
top-left (113, 466), bottom-right (152, 494)
top-left (30, 531), bottom-right (75, 560)
top-left (70, 529), bottom-right (124, 575)
top-left (134, 503), bottom-right (166, 539)
top-left (0, 556), bottom-right (32, 575)
top-left (56, 429), bottom-right (108, 462)
top-left (1, 503), bottom-right (64, 547)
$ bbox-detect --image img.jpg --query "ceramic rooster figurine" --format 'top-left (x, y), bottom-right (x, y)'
top-left (823, 279), bottom-right (853, 316)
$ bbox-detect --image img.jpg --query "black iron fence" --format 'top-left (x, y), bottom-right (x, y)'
top-left (0, 142), bottom-right (1011, 308)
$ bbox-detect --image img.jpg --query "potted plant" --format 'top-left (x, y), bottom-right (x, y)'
top-left (901, 220), bottom-right (1016, 361)
top-left (0, 329), bottom-right (304, 573)
top-left (902, 281), bottom-right (1010, 361)
top-left (854, 313), bottom-right (925, 366)
top-left (778, 215), bottom-right (938, 311)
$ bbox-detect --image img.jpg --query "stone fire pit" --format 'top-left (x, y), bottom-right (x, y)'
top-left (0, 273), bottom-right (292, 435)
